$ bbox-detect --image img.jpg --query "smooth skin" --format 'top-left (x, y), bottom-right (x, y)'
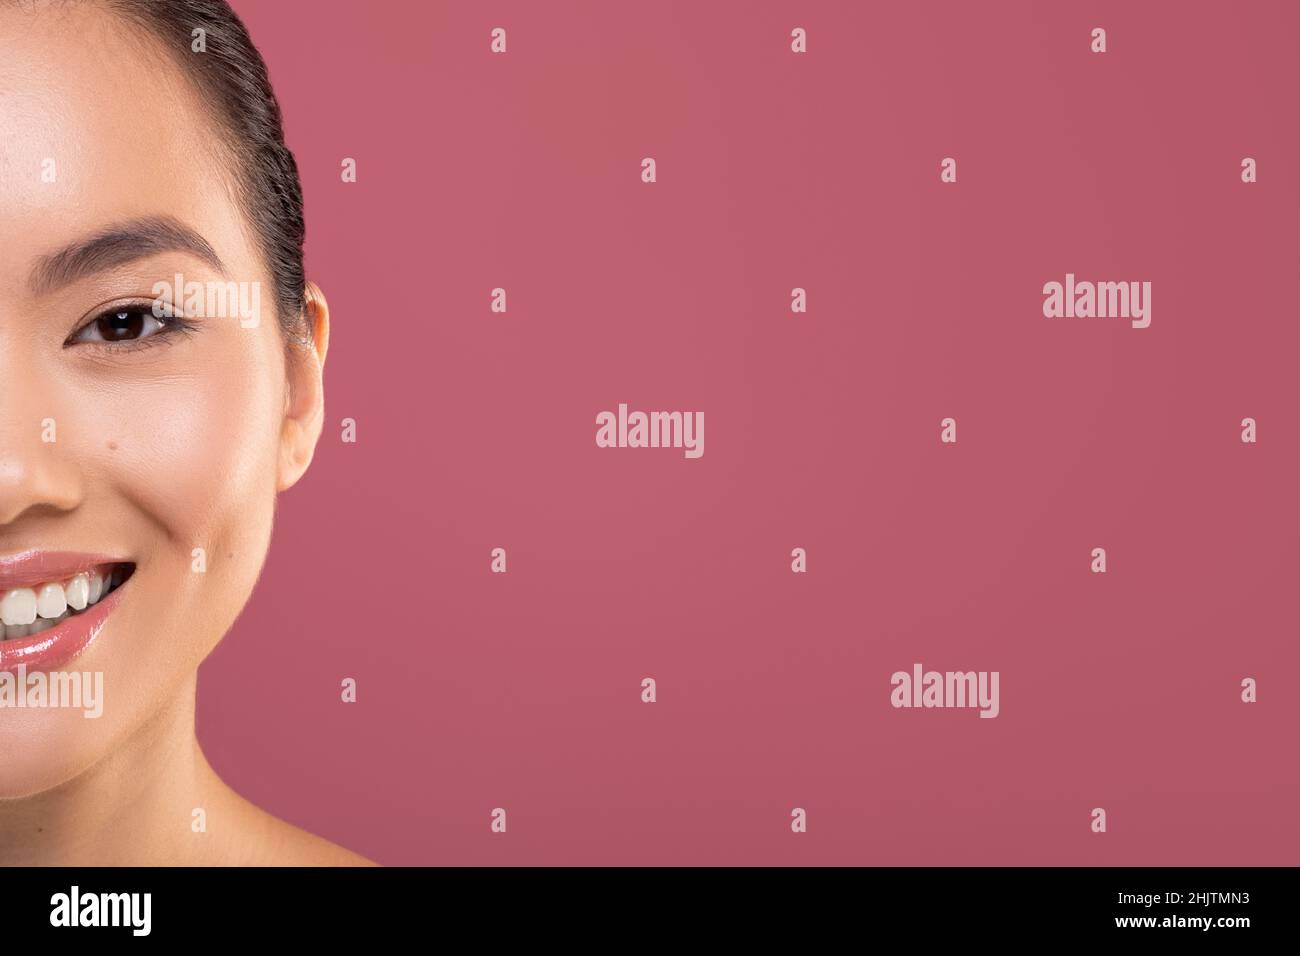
top-left (0, 1), bottom-right (373, 864)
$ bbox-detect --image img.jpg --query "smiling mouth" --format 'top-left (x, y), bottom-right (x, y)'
top-left (0, 562), bottom-right (134, 642)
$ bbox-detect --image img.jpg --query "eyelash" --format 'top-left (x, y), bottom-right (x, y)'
top-left (65, 302), bottom-right (197, 351)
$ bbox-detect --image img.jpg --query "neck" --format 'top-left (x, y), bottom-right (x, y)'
top-left (0, 676), bottom-right (233, 865)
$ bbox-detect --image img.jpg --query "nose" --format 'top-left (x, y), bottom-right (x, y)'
top-left (0, 358), bottom-right (84, 527)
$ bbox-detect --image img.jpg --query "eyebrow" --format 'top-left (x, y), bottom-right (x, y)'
top-left (30, 216), bottom-right (227, 295)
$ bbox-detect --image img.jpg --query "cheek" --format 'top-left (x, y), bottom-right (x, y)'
top-left (114, 368), bottom-right (278, 527)
top-left (76, 336), bottom-right (286, 643)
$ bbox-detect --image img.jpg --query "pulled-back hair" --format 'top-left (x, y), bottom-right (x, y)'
top-left (101, 0), bottom-right (308, 341)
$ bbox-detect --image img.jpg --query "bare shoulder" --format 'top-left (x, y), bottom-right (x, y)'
top-left (222, 792), bottom-right (379, 866)
top-left (262, 818), bottom-right (379, 867)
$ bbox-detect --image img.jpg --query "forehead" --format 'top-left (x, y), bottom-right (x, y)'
top-left (0, 2), bottom-right (251, 292)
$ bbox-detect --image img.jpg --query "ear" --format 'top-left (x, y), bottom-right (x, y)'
top-left (277, 280), bottom-right (330, 491)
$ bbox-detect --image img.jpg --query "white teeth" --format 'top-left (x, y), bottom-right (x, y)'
top-left (36, 583), bottom-right (68, 619)
top-left (0, 565), bottom-right (128, 640)
top-left (1, 588), bottom-right (38, 627)
top-left (65, 573), bottom-right (90, 611)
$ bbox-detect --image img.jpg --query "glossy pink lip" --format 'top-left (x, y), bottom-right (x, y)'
top-left (0, 553), bottom-right (131, 674)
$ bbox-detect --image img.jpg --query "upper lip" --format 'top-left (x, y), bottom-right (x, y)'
top-left (0, 551), bottom-right (129, 591)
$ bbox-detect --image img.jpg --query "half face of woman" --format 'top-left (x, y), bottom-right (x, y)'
top-left (0, 3), bottom-right (312, 797)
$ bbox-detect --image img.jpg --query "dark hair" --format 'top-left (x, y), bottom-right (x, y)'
top-left (105, 0), bottom-right (309, 342)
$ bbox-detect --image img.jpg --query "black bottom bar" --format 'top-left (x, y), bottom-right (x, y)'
top-left (6, 866), bottom-right (1288, 941)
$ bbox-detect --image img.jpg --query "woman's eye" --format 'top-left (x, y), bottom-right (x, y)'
top-left (72, 307), bottom-right (168, 345)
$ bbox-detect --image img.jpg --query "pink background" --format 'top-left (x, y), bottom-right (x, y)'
top-left (197, 0), bottom-right (1300, 865)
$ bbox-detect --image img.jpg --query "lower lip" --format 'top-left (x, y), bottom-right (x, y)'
top-left (0, 584), bottom-right (125, 674)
